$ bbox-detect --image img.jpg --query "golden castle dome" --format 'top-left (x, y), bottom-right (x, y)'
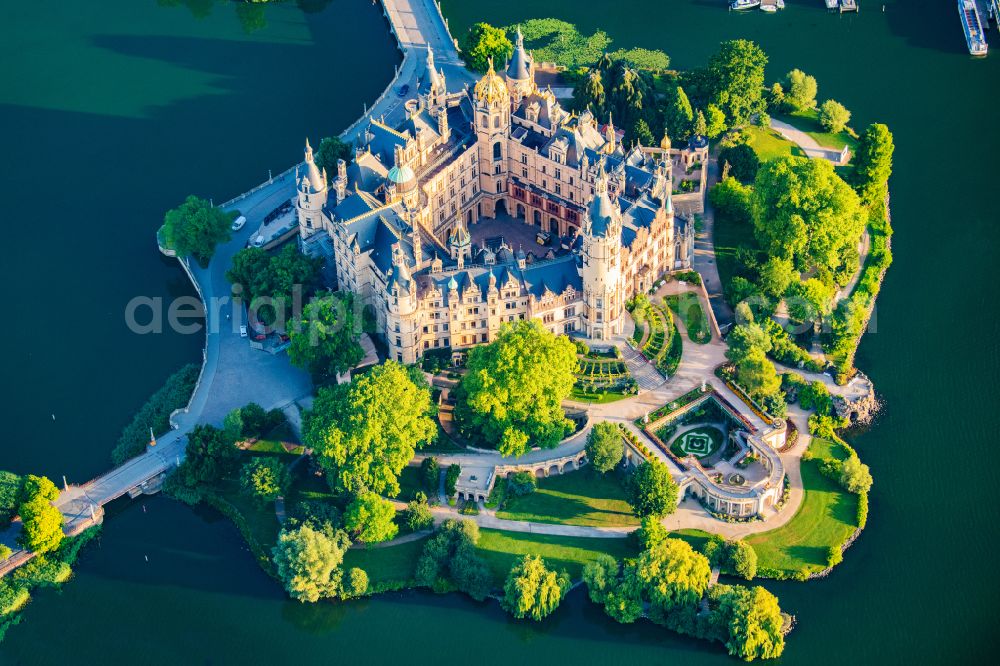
top-left (474, 58), bottom-right (508, 106)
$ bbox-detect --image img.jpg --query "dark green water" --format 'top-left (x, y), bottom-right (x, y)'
top-left (2, 0), bottom-right (998, 663)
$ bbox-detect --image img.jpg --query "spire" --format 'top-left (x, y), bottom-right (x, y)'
top-left (506, 25), bottom-right (531, 81)
top-left (586, 162), bottom-right (617, 238)
top-left (303, 137), bottom-right (325, 194)
top-left (605, 114), bottom-right (616, 153)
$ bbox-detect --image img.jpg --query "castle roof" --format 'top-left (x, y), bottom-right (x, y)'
top-left (506, 27), bottom-right (531, 81)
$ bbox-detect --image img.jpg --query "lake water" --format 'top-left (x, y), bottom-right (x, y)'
top-left (2, 1), bottom-right (998, 663)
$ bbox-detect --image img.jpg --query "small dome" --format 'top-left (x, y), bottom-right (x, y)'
top-left (447, 276), bottom-right (458, 291)
top-left (475, 60), bottom-right (509, 106)
top-left (689, 135), bottom-right (708, 150)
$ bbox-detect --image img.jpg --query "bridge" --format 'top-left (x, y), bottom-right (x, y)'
top-left (0, 0), bottom-right (466, 579)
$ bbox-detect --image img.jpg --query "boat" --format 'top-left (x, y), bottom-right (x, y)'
top-left (990, 0), bottom-right (1000, 26)
top-left (762, 4), bottom-right (777, 12)
top-left (825, 0), bottom-right (839, 9)
top-left (959, 0), bottom-right (989, 56)
top-left (730, 0), bottom-right (761, 10)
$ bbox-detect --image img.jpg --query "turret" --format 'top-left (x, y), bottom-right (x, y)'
top-left (604, 114), bottom-right (617, 154)
top-left (425, 46), bottom-right (447, 108)
top-left (449, 218), bottom-right (472, 269)
top-left (505, 26), bottom-right (534, 99)
top-left (334, 158), bottom-right (347, 203)
top-left (297, 138), bottom-right (328, 238)
top-left (474, 59), bottom-right (511, 220)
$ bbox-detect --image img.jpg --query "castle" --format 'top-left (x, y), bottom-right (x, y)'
top-left (295, 32), bottom-right (706, 364)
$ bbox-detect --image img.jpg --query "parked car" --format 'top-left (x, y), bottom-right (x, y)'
top-left (397, 84), bottom-right (409, 97)
top-left (231, 215), bottom-right (247, 231)
top-left (239, 325), bottom-right (248, 338)
top-left (251, 235), bottom-right (265, 248)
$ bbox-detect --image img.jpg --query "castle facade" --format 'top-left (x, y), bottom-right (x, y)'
top-left (295, 33), bottom-right (705, 364)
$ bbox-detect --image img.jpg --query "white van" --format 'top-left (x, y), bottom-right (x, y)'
top-left (231, 215), bottom-right (247, 231)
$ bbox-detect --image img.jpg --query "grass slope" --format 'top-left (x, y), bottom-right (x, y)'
top-left (496, 470), bottom-right (639, 528)
top-left (343, 537), bottom-right (428, 585)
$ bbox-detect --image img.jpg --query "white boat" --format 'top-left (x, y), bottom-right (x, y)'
top-left (762, 4), bottom-right (777, 12)
top-left (730, 0), bottom-right (762, 10)
top-left (959, 0), bottom-right (989, 56)
top-left (825, 0), bottom-right (839, 9)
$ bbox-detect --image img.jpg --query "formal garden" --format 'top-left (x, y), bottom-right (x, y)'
top-left (665, 292), bottom-right (711, 344)
top-left (571, 344), bottom-right (637, 403)
top-left (628, 295), bottom-right (683, 377)
top-left (668, 426), bottom-right (726, 461)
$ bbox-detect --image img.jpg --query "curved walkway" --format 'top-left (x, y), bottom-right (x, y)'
top-left (769, 117), bottom-right (847, 164)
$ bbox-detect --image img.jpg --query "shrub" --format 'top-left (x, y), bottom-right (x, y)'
top-left (112, 364), bottom-right (199, 464)
top-left (636, 517), bottom-right (668, 550)
top-left (506, 471), bottom-right (537, 497)
top-left (404, 498), bottom-right (434, 532)
top-left (857, 490), bottom-right (869, 529)
top-left (840, 454), bottom-right (873, 494)
top-left (239, 457), bottom-right (288, 504)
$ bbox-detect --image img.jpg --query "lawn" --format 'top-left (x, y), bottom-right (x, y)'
top-left (475, 529), bottom-right (637, 581)
top-left (746, 458), bottom-right (859, 577)
top-left (569, 386), bottom-right (629, 404)
top-left (665, 293), bottom-right (711, 344)
top-left (774, 108), bottom-right (858, 153)
top-left (744, 125), bottom-right (801, 162)
top-left (496, 469), bottom-right (639, 528)
top-left (343, 537), bottom-right (428, 586)
top-left (711, 196), bottom-right (759, 302)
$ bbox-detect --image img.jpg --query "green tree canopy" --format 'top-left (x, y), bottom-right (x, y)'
top-left (704, 103), bottom-right (727, 139)
top-left (625, 461), bottom-right (678, 518)
top-left (707, 40), bottom-right (768, 126)
top-left (757, 256), bottom-right (797, 298)
top-left (574, 69), bottom-right (606, 113)
top-left (725, 323), bottom-right (771, 366)
top-left (227, 245), bottom-right (322, 327)
top-left (288, 291), bottom-right (364, 381)
top-left (819, 99), bottom-right (851, 133)
top-left (462, 23), bottom-right (513, 73)
top-left (18, 496), bottom-right (64, 554)
top-left (314, 136), bottom-right (352, 174)
top-left (752, 157), bottom-right (867, 278)
top-left (783, 69), bottom-right (817, 112)
top-left (160, 195), bottom-right (233, 266)
top-left (415, 519), bottom-right (491, 600)
top-left (840, 454), bottom-right (873, 494)
top-left (173, 424), bottom-right (238, 489)
top-left (718, 143), bottom-right (759, 183)
top-left (633, 538), bottom-right (712, 614)
top-left (454, 321), bottom-right (576, 456)
top-left (501, 555), bottom-right (570, 621)
top-left (304, 361), bottom-right (435, 496)
top-left (736, 347), bottom-right (781, 400)
top-left (343, 491), bottom-right (398, 544)
top-left (664, 85), bottom-right (694, 141)
top-left (852, 123), bottom-right (895, 208)
top-left (714, 584), bottom-right (786, 660)
top-left (272, 523), bottom-right (352, 602)
top-left (586, 421), bottom-right (624, 473)
top-left (239, 457), bottom-right (288, 504)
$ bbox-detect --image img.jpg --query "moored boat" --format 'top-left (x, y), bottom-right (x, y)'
top-left (730, 0), bottom-right (762, 10)
top-left (959, 0), bottom-right (989, 56)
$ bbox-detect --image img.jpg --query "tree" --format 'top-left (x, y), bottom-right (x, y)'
top-left (342, 567), bottom-right (369, 599)
top-left (461, 23), bottom-right (513, 73)
top-left (715, 585), bottom-right (785, 660)
top-left (635, 516), bottom-right (668, 550)
top-left (692, 109), bottom-right (708, 138)
top-left (610, 66), bottom-right (645, 129)
top-left (575, 69), bottom-right (606, 114)
top-left (170, 424), bottom-right (238, 493)
top-left (787, 277), bottom-right (834, 323)
top-left (449, 541), bottom-right (492, 601)
top-left (454, 321), bottom-right (576, 456)
top-left (444, 464), bottom-right (461, 498)
top-left (799, 380), bottom-right (833, 416)
top-left (840, 454), bottom-right (873, 494)
top-left (664, 85), bottom-right (694, 140)
top-left (767, 82), bottom-right (785, 111)
top-left (633, 538), bottom-right (711, 615)
top-left (305, 361), bottom-right (435, 497)
top-left (404, 497), bottom-right (434, 532)
top-left (736, 347), bottom-right (782, 400)
top-left (707, 40), bottom-right (768, 126)
top-left (852, 123), bottom-right (895, 208)
top-left (288, 291), bottom-right (362, 380)
top-left (725, 323), bottom-right (771, 365)
top-left (160, 195), bottom-right (233, 266)
top-left (586, 422), bottom-right (624, 473)
top-left (18, 475), bottom-right (59, 506)
top-left (582, 553), bottom-right (644, 624)
top-left (239, 457), bottom-right (288, 504)
top-left (704, 103), bottom-right (727, 139)
top-left (18, 497), bottom-right (64, 554)
top-left (783, 69), bottom-right (817, 112)
top-left (718, 143), bottom-right (759, 183)
top-left (420, 456), bottom-right (439, 495)
top-left (314, 136), bottom-right (352, 175)
top-left (709, 176), bottom-right (753, 225)
top-left (730, 540), bottom-right (758, 580)
top-left (272, 523), bottom-right (351, 602)
top-left (227, 245), bottom-right (322, 327)
top-left (501, 555), bottom-right (570, 621)
top-left (415, 519), bottom-right (491, 600)
top-left (819, 99), bottom-right (851, 133)
top-left (753, 157), bottom-right (867, 278)
top-left (625, 461), bottom-right (678, 518)
top-left (343, 491), bottom-right (398, 544)
top-left (757, 256), bottom-right (797, 298)
top-left (630, 118), bottom-right (654, 146)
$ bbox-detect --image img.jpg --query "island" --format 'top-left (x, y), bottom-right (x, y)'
top-left (1, 3), bottom-right (894, 661)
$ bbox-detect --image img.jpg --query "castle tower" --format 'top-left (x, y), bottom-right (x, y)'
top-left (425, 46), bottom-right (447, 109)
top-left (297, 138), bottom-right (328, 239)
top-left (604, 114), bottom-right (617, 154)
top-left (580, 167), bottom-right (624, 340)
top-left (474, 59), bottom-right (511, 219)
top-left (505, 26), bottom-right (534, 100)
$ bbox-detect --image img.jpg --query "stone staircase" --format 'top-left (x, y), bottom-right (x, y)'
top-left (622, 345), bottom-right (665, 392)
